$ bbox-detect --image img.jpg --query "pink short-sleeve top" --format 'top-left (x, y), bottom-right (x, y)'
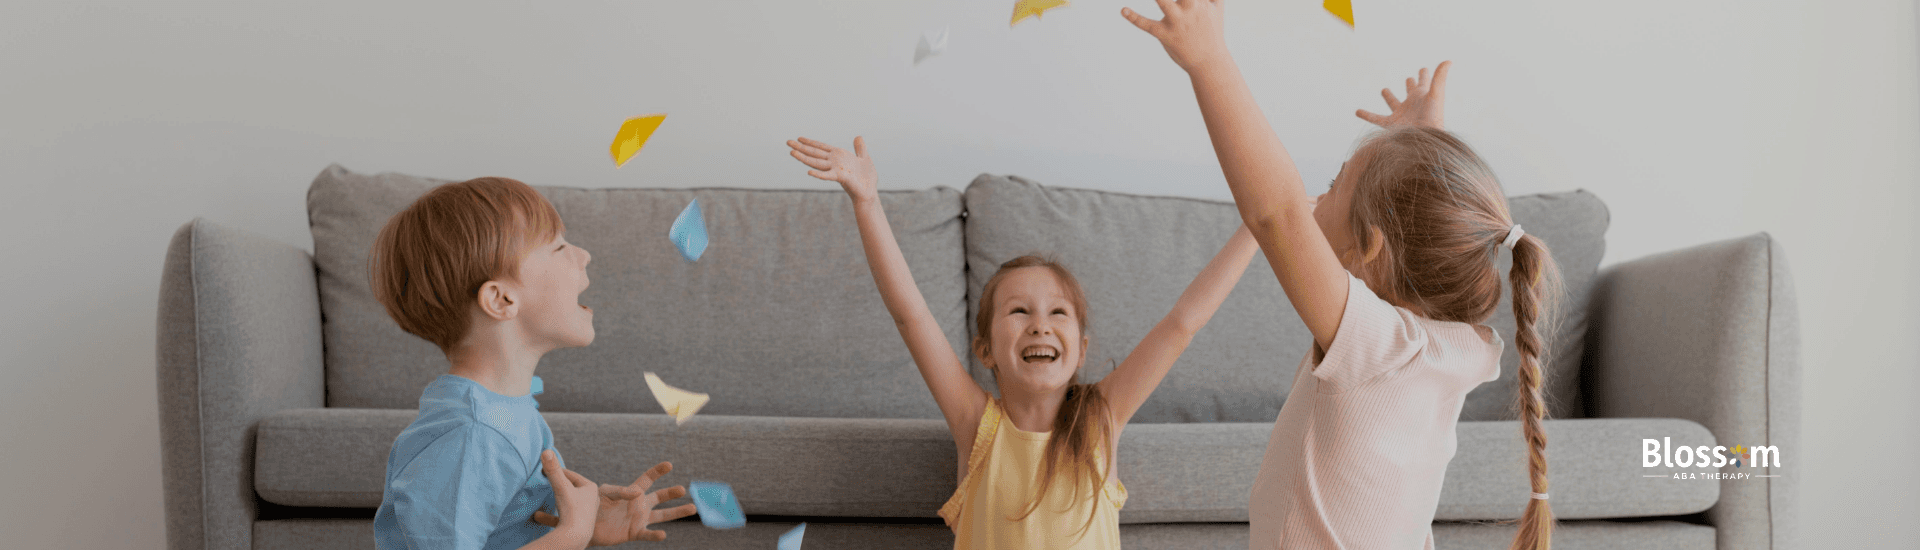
top-left (1248, 273), bottom-right (1503, 549)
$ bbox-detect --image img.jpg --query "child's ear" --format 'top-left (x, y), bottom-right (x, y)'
top-left (1358, 225), bottom-right (1388, 266)
top-left (476, 280), bottom-right (518, 321)
top-left (971, 337), bottom-right (994, 371)
top-left (1077, 335), bottom-right (1091, 368)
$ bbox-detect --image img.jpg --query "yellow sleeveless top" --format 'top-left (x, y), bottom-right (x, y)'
top-left (937, 397), bottom-right (1127, 549)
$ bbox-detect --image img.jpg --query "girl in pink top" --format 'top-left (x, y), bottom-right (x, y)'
top-left (1125, 2), bottom-right (1564, 549)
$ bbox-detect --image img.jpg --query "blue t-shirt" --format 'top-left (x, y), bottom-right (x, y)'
top-left (374, 375), bottom-right (559, 550)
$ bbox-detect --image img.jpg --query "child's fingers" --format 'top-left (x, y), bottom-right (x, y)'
top-left (562, 467), bottom-right (593, 488)
top-left (1417, 67), bottom-right (1429, 88)
top-left (631, 461), bottom-right (674, 490)
top-left (1430, 61), bottom-right (1451, 93)
top-left (531, 510), bottom-right (560, 527)
top-left (1406, 76), bottom-right (1419, 97)
top-left (1356, 109), bottom-right (1388, 126)
top-left (629, 528), bottom-right (669, 542)
top-left (807, 169), bottom-right (836, 181)
top-left (649, 485), bottom-right (690, 504)
top-left (633, 526), bottom-right (672, 542)
top-left (1120, 7), bottom-right (1160, 35)
top-left (795, 136), bottom-right (839, 155)
top-left (787, 139), bottom-right (832, 159)
top-left (600, 483), bottom-right (644, 500)
top-left (540, 449), bottom-right (561, 477)
top-left (1380, 88), bottom-right (1401, 109)
top-left (652, 503), bottom-right (698, 524)
top-left (853, 136), bottom-right (867, 158)
top-left (791, 150), bottom-right (833, 171)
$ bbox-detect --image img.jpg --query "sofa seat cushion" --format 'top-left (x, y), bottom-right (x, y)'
top-left (256, 410), bottom-right (1716, 522)
top-left (307, 165), bottom-right (967, 419)
top-left (961, 174), bottom-right (1608, 423)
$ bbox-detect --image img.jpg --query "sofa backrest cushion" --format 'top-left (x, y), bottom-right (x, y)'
top-left (308, 164), bottom-right (967, 418)
top-left (961, 174), bottom-right (1606, 422)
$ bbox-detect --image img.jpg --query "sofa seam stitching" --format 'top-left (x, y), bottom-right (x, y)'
top-left (190, 220), bottom-right (213, 549)
top-left (1763, 234), bottom-right (1776, 550)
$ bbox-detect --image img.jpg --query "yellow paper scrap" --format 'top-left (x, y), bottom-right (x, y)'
top-left (1010, 0), bottom-right (1069, 27)
top-left (644, 372), bottom-right (709, 425)
top-left (610, 114), bottom-right (667, 167)
top-left (1324, 0), bottom-right (1354, 28)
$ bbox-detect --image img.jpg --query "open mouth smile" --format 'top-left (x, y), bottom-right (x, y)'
top-left (1020, 345), bottom-right (1060, 364)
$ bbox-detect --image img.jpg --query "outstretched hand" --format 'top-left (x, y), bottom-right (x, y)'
top-left (1121, 0), bottom-right (1230, 74)
top-left (1356, 61), bottom-right (1450, 130)
top-left (533, 461), bottom-right (697, 545)
top-left (788, 136), bottom-right (878, 203)
top-left (539, 449), bottom-right (600, 538)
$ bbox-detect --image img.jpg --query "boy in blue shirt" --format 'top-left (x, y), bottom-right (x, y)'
top-left (369, 177), bottom-right (695, 549)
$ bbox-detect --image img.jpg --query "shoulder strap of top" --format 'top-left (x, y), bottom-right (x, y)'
top-left (963, 395), bottom-right (1002, 479)
top-left (940, 393), bottom-right (1004, 528)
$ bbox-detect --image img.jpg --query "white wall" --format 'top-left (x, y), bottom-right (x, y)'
top-left (3, 0), bottom-right (1913, 546)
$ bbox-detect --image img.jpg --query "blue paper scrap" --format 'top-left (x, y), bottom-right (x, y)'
top-left (669, 198), bottom-right (708, 262)
top-left (689, 480), bottom-right (745, 529)
top-left (779, 522), bottom-right (807, 550)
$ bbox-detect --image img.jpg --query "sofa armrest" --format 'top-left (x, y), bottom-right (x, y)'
top-left (157, 218), bottom-right (325, 550)
top-left (1585, 232), bottom-right (1798, 550)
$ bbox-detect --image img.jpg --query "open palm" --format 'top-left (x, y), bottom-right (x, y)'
top-left (534, 462), bottom-right (696, 545)
top-left (788, 136), bottom-right (879, 202)
top-left (1356, 61), bottom-right (1450, 130)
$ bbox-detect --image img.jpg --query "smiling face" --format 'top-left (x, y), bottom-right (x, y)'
top-left (505, 230), bottom-right (595, 350)
top-left (979, 266), bottom-right (1089, 395)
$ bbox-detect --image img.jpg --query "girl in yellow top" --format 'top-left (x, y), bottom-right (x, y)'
top-left (787, 136), bottom-right (1260, 548)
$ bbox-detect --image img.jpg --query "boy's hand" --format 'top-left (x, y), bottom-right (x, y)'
top-left (1356, 61), bottom-right (1450, 130)
top-left (533, 461), bottom-right (697, 545)
top-left (789, 136), bottom-right (879, 203)
top-left (1122, 0), bottom-right (1231, 74)
top-left (540, 449), bottom-right (600, 540)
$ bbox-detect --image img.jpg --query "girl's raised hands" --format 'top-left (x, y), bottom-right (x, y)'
top-left (1356, 61), bottom-right (1451, 130)
top-left (788, 136), bottom-right (878, 203)
top-left (1121, 0), bottom-right (1230, 74)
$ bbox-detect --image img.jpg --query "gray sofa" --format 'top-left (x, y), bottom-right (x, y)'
top-left (157, 165), bottom-right (1797, 549)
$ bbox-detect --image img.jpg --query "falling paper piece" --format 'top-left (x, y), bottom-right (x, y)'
top-left (644, 372), bottom-right (709, 425)
top-left (778, 523), bottom-right (807, 550)
top-left (1324, 0), bottom-right (1354, 27)
top-left (610, 114), bottom-right (667, 167)
top-left (914, 28), bottom-right (949, 65)
top-left (689, 481), bottom-right (746, 529)
top-left (1010, 0), bottom-right (1068, 26)
top-left (668, 199), bottom-right (708, 262)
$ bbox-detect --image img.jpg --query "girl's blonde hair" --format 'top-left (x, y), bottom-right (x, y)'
top-left (971, 255), bottom-right (1112, 539)
top-left (1347, 127), bottom-right (1563, 549)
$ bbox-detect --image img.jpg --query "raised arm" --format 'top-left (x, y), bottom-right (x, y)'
top-left (1097, 224), bottom-right (1258, 431)
top-left (1123, 0), bottom-right (1349, 351)
top-left (787, 137), bottom-right (987, 448)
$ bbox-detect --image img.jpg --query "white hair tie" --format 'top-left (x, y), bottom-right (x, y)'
top-left (1531, 492), bottom-right (1549, 500)
top-left (1502, 224), bottom-right (1525, 249)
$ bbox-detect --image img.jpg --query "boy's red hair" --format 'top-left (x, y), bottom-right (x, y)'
top-left (369, 177), bottom-right (565, 353)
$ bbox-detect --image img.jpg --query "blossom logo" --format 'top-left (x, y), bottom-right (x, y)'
top-left (1642, 437), bottom-right (1782, 480)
